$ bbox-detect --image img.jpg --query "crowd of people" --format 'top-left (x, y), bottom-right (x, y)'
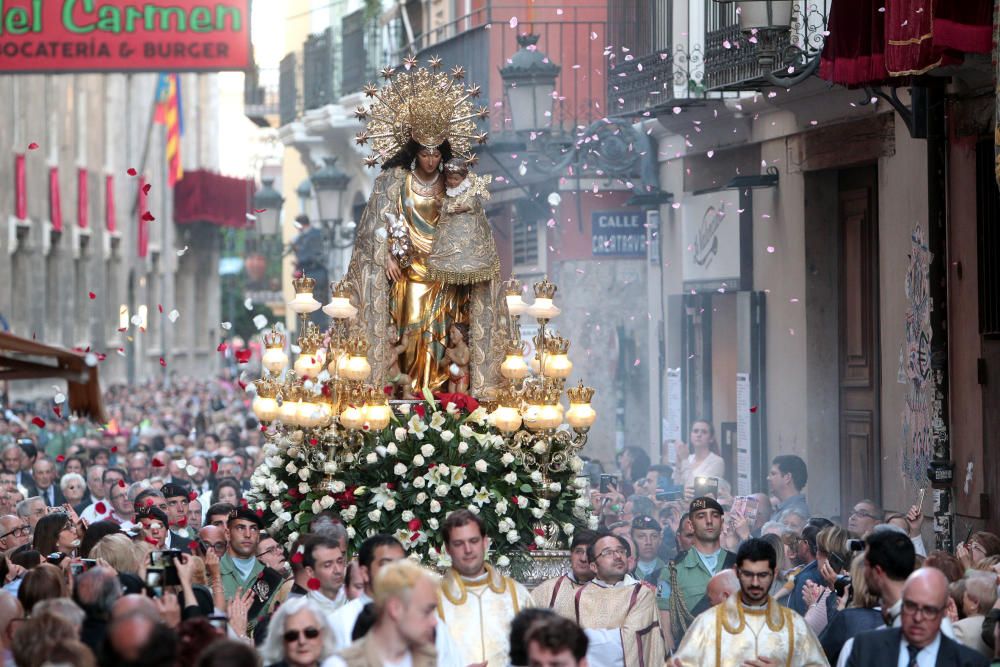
top-left (0, 384), bottom-right (997, 666)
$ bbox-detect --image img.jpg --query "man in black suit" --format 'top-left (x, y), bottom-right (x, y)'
top-left (845, 567), bottom-right (989, 667)
top-left (4, 441), bottom-right (36, 497)
top-left (33, 457), bottom-right (65, 507)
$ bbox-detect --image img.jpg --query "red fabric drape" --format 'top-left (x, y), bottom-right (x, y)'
top-left (934, 0), bottom-right (993, 54)
top-left (105, 174), bottom-right (116, 233)
top-left (819, 0), bottom-right (890, 87)
top-left (49, 167), bottom-right (62, 232)
top-left (77, 168), bottom-right (88, 229)
top-left (173, 170), bottom-right (253, 228)
top-left (137, 176), bottom-right (148, 258)
top-left (14, 155), bottom-right (26, 220)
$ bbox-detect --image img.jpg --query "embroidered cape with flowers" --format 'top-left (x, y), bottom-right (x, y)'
top-left (248, 392), bottom-right (594, 568)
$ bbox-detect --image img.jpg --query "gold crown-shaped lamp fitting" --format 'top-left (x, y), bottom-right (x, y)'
top-left (331, 280), bottom-right (352, 300)
top-left (263, 329), bottom-right (286, 349)
top-left (503, 278), bottom-right (523, 298)
top-left (567, 380), bottom-right (595, 404)
top-left (533, 276), bottom-right (558, 300)
top-left (297, 322), bottom-right (323, 355)
top-left (255, 378), bottom-right (278, 399)
top-left (292, 276), bottom-right (316, 295)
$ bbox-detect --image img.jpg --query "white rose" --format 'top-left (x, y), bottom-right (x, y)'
top-left (386, 442), bottom-right (398, 455)
top-left (495, 500), bottom-right (509, 515)
top-left (531, 508), bottom-right (544, 518)
top-left (415, 492), bottom-right (428, 505)
top-left (421, 444), bottom-right (435, 457)
top-left (320, 495), bottom-right (335, 509)
top-left (288, 531), bottom-right (299, 543)
top-left (574, 476), bottom-right (589, 489)
top-left (503, 472), bottom-right (517, 484)
top-left (428, 518), bottom-right (439, 530)
top-left (435, 484), bottom-right (450, 497)
top-left (384, 498), bottom-right (397, 511)
top-left (298, 482), bottom-right (310, 494)
top-left (460, 483), bottom-right (475, 498)
top-left (342, 505), bottom-right (358, 520)
top-left (298, 468), bottom-right (311, 481)
top-left (398, 403), bottom-right (411, 415)
top-left (530, 470), bottom-right (543, 482)
top-left (563, 523), bottom-right (575, 535)
top-left (368, 510), bottom-right (382, 522)
top-left (413, 454), bottom-right (425, 466)
top-left (346, 526), bottom-right (356, 538)
top-left (312, 500), bottom-right (322, 514)
top-left (474, 459), bottom-right (488, 472)
top-left (270, 500), bottom-right (283, 514)
top-left (501, 453), bottom-right (515, 465)
top-left (323, 461), bottom-right (339, 475)
top-left (343, 452), bottom-right (355, 463)
top-left (285, 461), bottom-right (298, 474)
top-left (366, 452), bottom-right (378, 464)
top-left (532, 441), bottom-right (548, 455)
top-left (467, 504), bottom-right (481, 514)
top-left (331, 480), bottom-right (346, 493)
top-left (430, 499), bottom-right (441, 513)
top-left (575, 496), bottom-right (590, 508)
top-left (497, 555), bottom-right (510, 567)
top-left (279, 511), bottom-right (292, 523)
top-left (538, 498), bottom-right (550, 509)
top-left (458, 441), bottom-right (469, 454)
top-left (401, 510), bottom-right (415, 522)
top-left (506, 531), bottom-right (520, 544)
top-left (459, 425), bottom-right (474, 439)
top-left (440, 431), bottom-right (454, 442)
top-left (394, 427), bottom-right (407, 442)
top-left (534, 535), bottom-right (547, 547)
top-left (587, 515), bottom-right (600, 529)
top-left (516, 495), bottom-right (528, 508)
top-left (549, 482), bottom-right (562, 493)
top-left (394, 463), bottom-right (407, 476)
top-left (413, 476), bottom-right (426, 488)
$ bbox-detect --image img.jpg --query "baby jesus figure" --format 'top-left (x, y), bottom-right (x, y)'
top-left (444, 322), bottom-right (471, 395)
top-left (426, 159), bottom-right (501, 285)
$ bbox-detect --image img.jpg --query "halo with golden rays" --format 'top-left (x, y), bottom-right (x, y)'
top-left (354, 57), bottom-right (489, 167)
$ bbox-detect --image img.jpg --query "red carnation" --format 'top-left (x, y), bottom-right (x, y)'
top-left (407, 518), bottom-right (422, 531)
top-left (414, 404), bottom-right (426, 418)
top-left (255, 509), bottom-right (264, 517)
top-left (235, 349), bottom-right (252, 364)
top-left (56, 455), bottom-right (65, 463)
top-left (95, 502), bottom-right (107, 514)
top-left (306, 577), bottom-right (321, 591)
top-left (110, 446), bottom-right (118, 453)
top-left (145, 498), bottom-right (154, 507)
top-left (151, 459), bottom-right (165, 468)
top-left (240, 498), bottom-right (249, 508)
top-left (534, 528), bottom-right (545, 536)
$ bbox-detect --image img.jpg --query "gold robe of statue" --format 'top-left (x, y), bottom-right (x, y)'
top-left (437, 564), bottom-right (534, 667)
top-left (343, 167), bottom-right (508, 397)
top-left (549, 576), bottom-right (665, 667)
top-left (672, 592), bottom-right (829, 667)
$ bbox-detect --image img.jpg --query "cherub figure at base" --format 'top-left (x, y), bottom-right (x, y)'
top-left (426, 159), bottom-right (500, 286)
top-left (444, 322), bottom-right (471, 395)
top-left (385, 328), bottom-right (416, 399)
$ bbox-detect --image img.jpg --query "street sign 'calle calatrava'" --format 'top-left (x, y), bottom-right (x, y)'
top-left (0, 0), bottom-right (250, 72)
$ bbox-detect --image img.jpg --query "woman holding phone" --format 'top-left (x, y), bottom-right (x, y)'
top-left (670, 420), bottom-right (726, 497)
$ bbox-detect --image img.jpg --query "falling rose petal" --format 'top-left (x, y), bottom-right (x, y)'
top-left (253, 208), bottom-right (266, 213)
top-left (159, 357), bottom-right (166, 367)
top-left (177, 246), bottom-right (188, 257)
top-left (157, 304), bottom-right (163, 313)
top-left (252, 314), bottom-right (268, 330)
top-left (217, 342), bottom-right (228, 353)
top-left (590, 31), bottom-right (598, 40)
top-left (221, 322), bottom-right (232, 330)
top-left (95, 502), bottom-right (107, 514)
top-left (56, 455), bottom-right (65, 463)
top-left (53, 405), bottom-right (62, 417)
top-left (235, 349), bottom-right (252, 364)
top-left (243, 298), bottom-right (253, 310)
top-left (116, 348), bottom-right (125, 356)
top-left (127, 168), bottom-right (137, 176)
top-left (509, 16), bottom-right (518, 28)
top-left (168, 309), bottom-right (180, 323)
top-left (28, 142), bottom-right (39, 150)
top-left (84, 353), bottom-right (98, 366)
top-left (547, 192), bottom-right (561, 206)
top-left (766, 245), bottom-right (775, 253)
top-left (54, 392), bottom-right (66, 404)
top-left (210, 460), bottom-right (219, 474)
top-left (750, 405), bottom-right (759, 413)
top-left (131, 315), bottom-right (143, 326)
top-left (633, 359), bottom-right (641, 367)
top-left (118, 479), bottom-right (126, 488)
top-left (31, 417), bottom-right (46, 428)
top-left (142, 183), bottom-right (152, 194)
top-left (88, 292), bottom-right (96, 300)
top-left (141, 211), bottom-right (155, 222)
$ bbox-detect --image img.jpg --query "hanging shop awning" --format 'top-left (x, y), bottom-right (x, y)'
top-left (0, 331), bottom-right (107, 423)
top-left (819, 0), bottom-right (992, 88)
top-left (174, 170), bottom-right (255, 229)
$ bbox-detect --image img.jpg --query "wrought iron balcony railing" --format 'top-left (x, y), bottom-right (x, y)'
top-left (244, 65), bottom-right (280, 126)
top-left (279, 51), bottom-right (301, 126)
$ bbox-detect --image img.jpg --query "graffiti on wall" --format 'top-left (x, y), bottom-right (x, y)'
top-left (899, 226), bottom-right (934, 485)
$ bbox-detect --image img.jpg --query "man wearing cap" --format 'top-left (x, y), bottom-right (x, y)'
top-left (630, 515), bottom-right (668, 588)
top-left (220, 507), bottom-right (283, 635)
top-left (664, 496), bottom-right (737, 650)
top-left (160, 482), bottom-right (192, 539)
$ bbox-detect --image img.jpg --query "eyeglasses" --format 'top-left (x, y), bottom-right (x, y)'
top-left (851, 509), bottom-right (878, 520)
top-left (283, 627), bottom-right (321, 643)
top-left (0, 525), bottom-right (29, 540)
top-left (901, 600), bottom-right (944, 619)
top-left (257, 545), bottom-right (284, 559)
top-left (738, 569), bottom-right (774, 581)
top-left (205, 541), bottom-right (227, 552)
top-left (597, 547), bottom-right (627, 560)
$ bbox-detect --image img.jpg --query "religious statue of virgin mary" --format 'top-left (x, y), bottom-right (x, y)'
top-left (341, 57), bottom-right (508, 398)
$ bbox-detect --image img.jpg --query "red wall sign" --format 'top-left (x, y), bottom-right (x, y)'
top-left (0, 0), bottom-right (251, 72)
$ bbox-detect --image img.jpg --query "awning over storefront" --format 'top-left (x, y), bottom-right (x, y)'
top-left (0, 332), bottom-right (106, 423)
top-left (174, 170), bottom-right (255, 229)
top-left (819, 0), bottom-right (993, 88)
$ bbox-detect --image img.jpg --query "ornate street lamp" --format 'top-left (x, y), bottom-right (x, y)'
top-left (252, 178), bottom-right (284, 236)
top-left (499, 34), bottom-right (561, 134)
top-left (296, 178), bottom-right (313, 217)
top-left (731, 0), bottom-right (793, 31)
top-left (311, 156), bottom-right (350, 225)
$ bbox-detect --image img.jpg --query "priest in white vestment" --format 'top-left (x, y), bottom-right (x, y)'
top-left (671, 537), bottom-right (828, 667)
top-left (436, 510), bottom-right (534, 666)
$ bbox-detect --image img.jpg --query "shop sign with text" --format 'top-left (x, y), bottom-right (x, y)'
top-left (591, 210), bottom-right (645, 258)
top-left (0, 0), bottom-right (250, 72)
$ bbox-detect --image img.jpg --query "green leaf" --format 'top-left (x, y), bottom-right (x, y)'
top-left (519, 484), bottom-right (532, 493)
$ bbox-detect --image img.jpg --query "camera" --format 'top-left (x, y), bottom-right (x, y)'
top-left (148, 549), bottom-right (183, 588)
top-left (70, 559), bottom-right (97, 576)
top-left (599, 474), bottom-right (618, 494)
top-left (655, 490), bottom-right (684, 502)
top-left (846, 538), bottom-right (865, 552)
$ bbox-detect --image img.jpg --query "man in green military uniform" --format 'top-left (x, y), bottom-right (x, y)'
top-left (664, 496), bottom-right (736, 650)
top-left (219, 507), bottom-right (283, 635)
top-left (631, 515), bottom-right (668, 588)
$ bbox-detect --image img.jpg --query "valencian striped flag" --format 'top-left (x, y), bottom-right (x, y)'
top-left (154, 73), bottom-right (183, 187)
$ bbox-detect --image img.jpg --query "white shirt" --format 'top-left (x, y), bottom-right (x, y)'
top-left (324, 652), bottom-right (412, 667)
top-left (330, 595), bottom-right (371, 648)
top-left (897, 633), bottom-right (940, 667)
top-left (584, 628), bottom-right (625, 667)
top-left (672, 452), bottom-right (726, 489)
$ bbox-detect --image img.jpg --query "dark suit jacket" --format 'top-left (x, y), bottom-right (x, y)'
top-left (17, 471), bottom-right (37, 498)
top-left (784, 559), bottom-right (825, 615)
top-left (37, 484), bottom-right (66, 507)
top-left (846, 626), bottom-right (990, 667)
top-left (819, 606), bottom-right (883, 664)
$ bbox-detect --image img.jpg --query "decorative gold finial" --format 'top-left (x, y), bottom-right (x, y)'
top-left (292, 275), bottom-right (316, 295)
top-left (330, 279), bottom-right (352, 299)
top-left (298, 322), bottom-right (323, 354)
top-left (567, 380), bottom-right (595, 404)
top-left (545, 335), bottom-right (570, 355)
top-left (533, 276), bottom-right (557, 299)
top-left (503, 278), bottom-right (523, 297)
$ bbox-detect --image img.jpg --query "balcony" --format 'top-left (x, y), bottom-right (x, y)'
top-left (244, 65), bottom-right (280, 127)
top-left (279, 51), bottom-right (300, 126)
top-left (703, 0), bottom-right (830, 92)
top-left (606, 0), bottom-right (676, 117)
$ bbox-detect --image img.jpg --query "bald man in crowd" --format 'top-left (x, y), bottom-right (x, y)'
top-left (706, 569), bottom-right (740, 607)
top-left (844, 568), bottom-right (989, 666)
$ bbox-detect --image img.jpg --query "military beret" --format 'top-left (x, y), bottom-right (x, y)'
top-left (160, 482), bottom-right (191, 500)
top-left (228, 506), bottom-right (264, 529)
top-left (689, 496), bottom-right (724, 516)
top-left (136, 506), bottom-right (169, 525)
top-left (631, 515), bottom-right (662, 532)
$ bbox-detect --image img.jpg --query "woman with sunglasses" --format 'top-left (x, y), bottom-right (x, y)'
top-left (260, 596), bottom-right (337, 667)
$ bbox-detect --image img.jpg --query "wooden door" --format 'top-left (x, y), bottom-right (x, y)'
top-left (838, 167), bottom-right (882, 518)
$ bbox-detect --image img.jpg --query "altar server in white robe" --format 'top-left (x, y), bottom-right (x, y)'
top-left (329, 533), bottom-right (463, 666)
top-left (437, 509), bottom-right (534, 666)
top-left (671, 537), bottom-right (829, 667)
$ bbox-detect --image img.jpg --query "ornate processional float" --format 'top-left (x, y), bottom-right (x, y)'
top-left (247, 57), bottom-right (597, 578)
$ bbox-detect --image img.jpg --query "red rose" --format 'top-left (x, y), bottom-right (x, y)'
top-left (414, 404), bottom-right (426, 418)
top-left (306, 577), bottom-right (321, 591)
top-left (31, 417), bottom-right (45, 429)
top-left (407, 518), bottom-right (422, 531)
top-left (534, 528), bottom-right (545, 536)
top-left (255, 509), bottom-right (264, 517)
top-left (117, 480), bottom-right (126, 488)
